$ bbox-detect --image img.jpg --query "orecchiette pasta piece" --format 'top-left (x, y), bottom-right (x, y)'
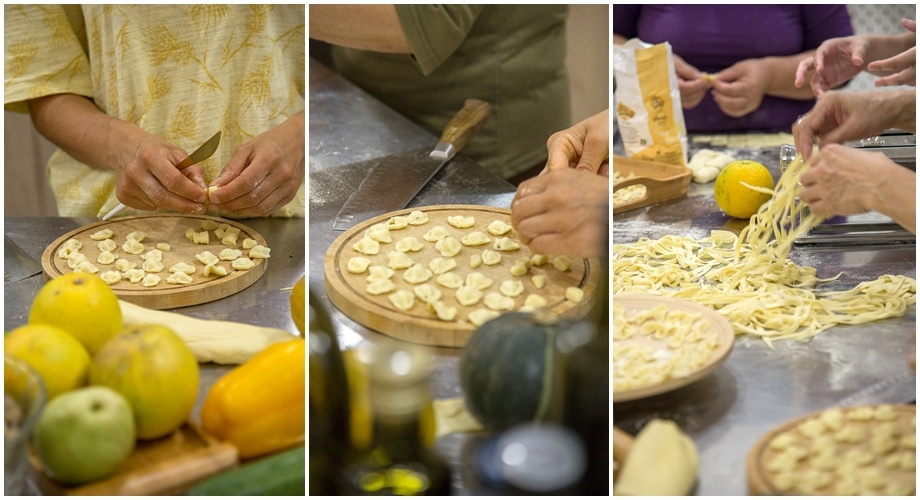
top-left (524, 294), bottom-right (548, 309)
top-left (447, 215), bottom-right (475, 229)
top-left (97, 251), bottom-right (117, 265)
top-left (435, 237), bottom-right (462, 257)
top-left (99, 270), bottom-right (122, 285)
top-left (565, 287), bottom-right (584, 303)
top-left (493, 237), bottom-right (520, 252)
top-left (510, 263), bottom-right (528, 277)
top-left (223, 226), bottom-right (241, 237)
top-left (60, 238), bottom-right (82, 252)
top-left (242, 238), bottom-right (258, 250)
top-left (196, 251), bottom-right (219, 265)
top-left (413, 284), bottom-right (442, 304)
top-left (461, 231), bottom-right (491, 246)
top-left (481, 249), bottom-right (502, 266)
top-left (436, 272), bottom-right (463, 289)
top-left (166, 272), bottom-right (194, 285)
top-left (169, 262), bottom-right (196, 274)
top-left (142, 259), bottom-right (163, 272)
top-left (144, 249), bottom-right (163, 262)
top-left (141, 274), bottom-right (161, 287)
top-left (833, 425), bottom-right (865, 444)
top-left (115, 259), bottom-right (138, 272)
top-left (122, 239), bottom-right (145, 255)
top-left (367, 279), bottom-right (396, 296)
top-left (387, 250), bottom-right (414, 270)
top-left (156, 243), bottom-right (171, 252)
top-left (67, 253), bottom-right (89, 269)
top-left (185, 228), bottom-right (196, 242)
top-left (95, 236), bottom-right (117, 251)
top-left (429, 300), bottom-right (457, 321)
top-left (455, 286), bottom-right (484, 306)
top-left (847, 407), bottom-right (875, 422)
top-left (90, 228), bottom-right (114, 241)
top-left (428, 257), bottom-right (457, 275)
top-left (553, 256), bottom-right (572, 271)
top-left (126, 231), bottom-right (145, 242)
top-left (531, 275), bottom-right (546, 289)
top-left (499, 280), bottom-right (524, 298)
top-left (487, 220), bottom-right (512, 236)
top-left (219, 248), bottom-right (243, 261)
top-left (484, 292), bottom-right (515, 311)
top-left (221, 233), bottom-right (239, 246)
top-left (403, 264), bottom-right (433, 285)
top-left (874, 405), bottom-right (898, 421)
top-left (215, 224), bottom-right (230, 239)
top-left (347, 257), bottom-right (372, 274)
top-left (193, 231), bottom-right (210, 245)
top-left (366, 266), bottom-right (395, 282)
top-left (469, 309), bottom-right (501, 327)
top-left (422, 226), bottom-right (450, 242)
top-left (352, 236), bottom-right (380, 256)
top-left (386, 216), bottom-right (408, 230)
top-left (465, 272), bottom-right (493, 290)
top-left (201, 220), bottom-right (220, 231)
top-left (231, 258), bottom-right (255, 271)
top-left (249, 245), bottom-right (271, 259)
top-left (364, 223), bottom-right (392, 243)
top-left (203, 263), bottom-right (228, 277)
top-left (395, 236), bottom-right (424, 253)
top-left (470, 254), bottom-right (482, 269)
top-left (407, 210), bottom-right (429, 225)
top-left (123, 269), bottom-right (146, 284)
top-left (530, 254), bottom-right (549, 266)
top-left (388, 290), bottom-right (415, 311)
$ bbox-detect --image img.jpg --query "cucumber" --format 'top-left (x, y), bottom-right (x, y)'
top-left (186, 445), bottom-right (305, 496)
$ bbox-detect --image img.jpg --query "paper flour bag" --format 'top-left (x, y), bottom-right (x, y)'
top-left (613, 39), bottom-right (688, 167)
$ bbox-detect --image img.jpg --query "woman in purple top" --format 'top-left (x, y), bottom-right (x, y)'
top-left (613, 5), bottom-right (854, 133)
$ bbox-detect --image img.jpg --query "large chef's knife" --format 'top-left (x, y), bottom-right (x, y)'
top-left (332, 99), bottom-right (492, 231)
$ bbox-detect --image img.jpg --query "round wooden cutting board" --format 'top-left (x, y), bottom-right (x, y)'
top-left (42, 215), bottom-right (268, 310)
top-left (324, 205), bottom-right (601, 347)
top-left (747, 404), bottom-right (916, 495)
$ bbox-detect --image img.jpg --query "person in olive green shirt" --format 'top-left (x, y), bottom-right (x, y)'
top-left (310, 5), bottom-right (570, 183)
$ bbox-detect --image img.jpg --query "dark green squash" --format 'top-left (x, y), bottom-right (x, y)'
top-left (459, 311), bottom-right (572, 432)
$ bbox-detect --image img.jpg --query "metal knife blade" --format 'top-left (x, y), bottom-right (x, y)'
top-left (4, 235), bottom-right (42, 283)
top-left (102, 131), bottom-right (222, 220)
top-left (834, 373), bottom-right (916, 407)
top-left (332, 99), bottom-right (492, 231)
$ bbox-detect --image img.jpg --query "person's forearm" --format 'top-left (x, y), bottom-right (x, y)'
top-left (27, 93), bottom-right (143, 171)
top-left (763, 52), bottom-right (819, 99)
top-left (870, 163), bottom-right (916, 234)
top-left (309, 5), bottom-right (411, 53)
top-left (885, 91), bottom-right (917, 133)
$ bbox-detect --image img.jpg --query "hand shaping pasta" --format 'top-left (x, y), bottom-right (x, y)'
top-left (544, 109), bottom-right (609, 175)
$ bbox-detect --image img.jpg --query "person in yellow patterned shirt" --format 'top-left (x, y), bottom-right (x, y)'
top-left (4, 5), bottom-right (304, 218)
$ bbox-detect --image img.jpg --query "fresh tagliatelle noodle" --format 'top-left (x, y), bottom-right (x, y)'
top-left (613, 155), bottom-right (917, 346)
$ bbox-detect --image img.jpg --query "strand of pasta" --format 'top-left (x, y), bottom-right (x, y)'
top-left (613, 156), bottom-right (917, 344)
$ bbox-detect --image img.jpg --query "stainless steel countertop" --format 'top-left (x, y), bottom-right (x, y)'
top-left (612, 140), bottom-right (916, 495)
top-left (308, 58), bottom-right (516, 494)
top-left (3, 216), bottom-right (305, 434)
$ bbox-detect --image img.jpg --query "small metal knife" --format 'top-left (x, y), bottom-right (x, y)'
top-left (102, 131), bottom-right (223, 220)
top-left (834, 373), bottom-right (916, 407)
top-left (332, 99), bottom-right (492, 231)
top-left (4, 235), bottom-right (42, 283)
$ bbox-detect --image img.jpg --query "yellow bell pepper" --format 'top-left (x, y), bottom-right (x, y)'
top-left (201, 339), bottom-right (305, 458)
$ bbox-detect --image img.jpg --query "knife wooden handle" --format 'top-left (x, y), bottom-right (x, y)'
top-left (439, 99), bottom-right (492, 152)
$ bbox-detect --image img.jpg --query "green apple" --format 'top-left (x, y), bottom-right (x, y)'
top-left (33, 386), bottom-right (136, 485)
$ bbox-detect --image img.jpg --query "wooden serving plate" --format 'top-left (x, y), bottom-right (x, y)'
top-left (28, 422), bottom-right (237, 495)
top-left (613, 155), bottom-right (692, 214)
top-left (324, 205), bottom-right (600, 347)
top-left (42, 215), bottom-right (268, 310)
top-left (612, 294), bottom-right (734, 403)
top-left (747, 404), bottom-right (916, 495)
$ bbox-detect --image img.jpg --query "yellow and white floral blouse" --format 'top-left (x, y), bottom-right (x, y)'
top-left (4, 4), bottom-right (305, 218)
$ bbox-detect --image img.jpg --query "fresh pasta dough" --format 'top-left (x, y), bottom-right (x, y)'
top-left (613, 155), bottom-right (917, 345)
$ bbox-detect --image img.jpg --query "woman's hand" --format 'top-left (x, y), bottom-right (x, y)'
top-left (544, 109), bottom-right (609, 175)
top-left (795, 35), bottom-right (871, 97)
top-left (711, 58), bottom-right (771, 117)
top-left (209, 111), bottom-right (305, 216)
top-left (673, 54), bottom-right (710, 109)
top-left (511, 169), bottom-right (608, 257)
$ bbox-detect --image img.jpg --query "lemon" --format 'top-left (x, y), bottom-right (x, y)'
top-left (89, 324), bottom-right (199, 440)
top-left (5, 324), bottom-right (91, 399)
top-left (291, 275), bottom-right (305, 337)
top-left (29, 274), bottom-right (122, 355)
top-left (713, 160), bottom-right (775, 219)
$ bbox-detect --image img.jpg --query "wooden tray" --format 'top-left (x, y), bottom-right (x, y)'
top-left (324, 205), bottom-right (600, 347)
top-left (42, 215), bottom-right (268, 310)
top-left (747, 404), bottom-right (916, 495)
top-left (613, 155), bottom-right (692, 214)
top-left (28, 422), bottom-right (238, 495)
top-left (612, 294), bottom-right (734, 403)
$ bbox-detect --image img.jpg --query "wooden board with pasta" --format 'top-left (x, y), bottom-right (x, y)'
top-left (613, 294), bottom-right (734, 403)
top-left (324, 205), bottom-right (600, 348)
top-left (613, 155), bottom-right (692, 214)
